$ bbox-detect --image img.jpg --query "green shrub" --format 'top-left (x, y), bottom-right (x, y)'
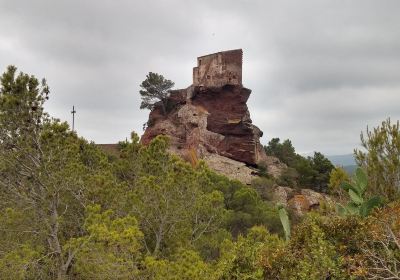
top-left (251, 177), bottom-right (276, 201)
top-left (261, 214), bottom-right (349, 279)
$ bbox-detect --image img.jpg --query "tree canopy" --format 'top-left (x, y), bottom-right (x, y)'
top-left (139, 72), bottom-right (174, 115)
top-left (355, 118), bottom-right (400, 200)
top-left (264, 138), bottom-right (334, 192)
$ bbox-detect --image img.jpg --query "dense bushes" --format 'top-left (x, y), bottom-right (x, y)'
top-left (355, 118), bottom-right (400, 201)
top-left (264, 138), bottom-right (334, 192)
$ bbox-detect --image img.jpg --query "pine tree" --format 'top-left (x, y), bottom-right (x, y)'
top-left (355, 118), bottom-right (400, 200)
top-left (139, 72), bottom-right (174, 115)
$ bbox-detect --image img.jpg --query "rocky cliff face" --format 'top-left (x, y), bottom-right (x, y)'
top-left (141, 85), bottom-right (285, 184)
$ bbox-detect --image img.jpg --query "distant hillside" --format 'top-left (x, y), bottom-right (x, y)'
top-left (327, 154), bottom-right (357, 175)
top-left (342, 165), bottom-right (357, 175)
top-left (327, 154), bottom-right (356, 166)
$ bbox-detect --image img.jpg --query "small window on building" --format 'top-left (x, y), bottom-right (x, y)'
top-left (199, 59), bottom-right (202, 65)
top-left (233, 75), bottom-right (236, 79)
top-left (207, 75), bottom-right (211, 79)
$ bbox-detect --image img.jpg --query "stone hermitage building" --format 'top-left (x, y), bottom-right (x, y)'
top-left (193, 49), bottom-right (243, 87)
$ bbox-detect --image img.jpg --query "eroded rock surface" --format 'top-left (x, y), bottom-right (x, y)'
top-left (272, 186), bottom-right (333, 216)
top-left (142, 85), bottom-right (264, 163)
top-left (141, 85), bottom-right (286, 183)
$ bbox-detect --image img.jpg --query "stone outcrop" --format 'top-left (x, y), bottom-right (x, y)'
top-left (141, 50), bottom-right (286, 183)
top-left (140, 85), bottom-right (277, 183)
top-left (273, 186), bottom-right (333, 216)
top-left (204, 154), bottom-right (258, 184)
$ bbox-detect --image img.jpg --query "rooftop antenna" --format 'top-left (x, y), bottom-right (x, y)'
top-left (71, 105), bottom-right (76, 132)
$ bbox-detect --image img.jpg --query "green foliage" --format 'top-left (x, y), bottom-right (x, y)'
top-left (139, 72), bottom-right (174, 115)
top-left (226, 186), bottom-right (281, 237)
top-left (361, 202), bottom-right (400, 279)
top-left (262, 214), bottom-right (349, 280)
top-left (193, 229), bottom-right (232, 261)
top-left (309, 152), bottom-right (335, 192)
top-left (67, 205), bottom-right (143, 279)
top-left (251, 176), bottom-right (276, 201)
top-left (265, 138), bottom-right (297, 166)
top-left (112, 134), bottom-right (281, 260)
top-left (266, 138), bottom-right (334, 192)
top-left (0, 67), bottom-right (77, 278)
top-left (194, 164), bottom-right (282, 237)
top-left (285, 216), bottom-right (347, 280)
top-left (255, 160), bottom-right (270, 178)
top-left (355, 118), bottom-right (400, 200)
top-left (293, 156), bottom-right (315, 187)
top-left (337, 167), bottom-right (383, 217)
top-left (328, 166), bottom-right (350, 199)
top-left (0, 208), bottom-right (42, 279)
top-left (0, 65), bottom-right (49, 141)
top-left (0, 245), bottom-right (40, 280)
top-left (215, 226), bottom-right (275, 280)
top-left (143, 249), bottom-right (213, 280)
top-left (125, 136), bottom-right (226, 257)
top-left (277, 167), bottom-right (299, 187)
top-left (0, 66), bottom-right (126, 278)
top-left (262, 207), bottom-right (400, 279)
top-left (113, 131), bottom-right (141, 182)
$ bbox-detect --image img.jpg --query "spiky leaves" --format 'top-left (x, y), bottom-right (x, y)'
top-left (278, 204), bottom-right (291, 241)
top-left (337, 167), bottom-right (383, 217)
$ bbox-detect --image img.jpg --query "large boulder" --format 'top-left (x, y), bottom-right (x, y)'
top-left (141, 85), bottom-right (267, 165)
top-left (272, 186), bottom-right (333, 216)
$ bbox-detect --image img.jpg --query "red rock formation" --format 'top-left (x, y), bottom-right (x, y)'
top-left (141, 84), bottom-right (266, 166)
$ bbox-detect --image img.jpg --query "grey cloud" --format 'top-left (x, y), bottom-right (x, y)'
top-left (250, 86), bottom-right (400, 154)
top-left (0, 0), bottom-right (399, 154)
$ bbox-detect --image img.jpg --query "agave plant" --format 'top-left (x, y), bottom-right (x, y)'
top-left (278, 204), bottom-right (290, 241)
top-left (337, 167), bottom-right (383, 217)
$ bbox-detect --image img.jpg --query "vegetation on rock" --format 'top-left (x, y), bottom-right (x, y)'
top-left (139, 72), bottom-right (174, 115)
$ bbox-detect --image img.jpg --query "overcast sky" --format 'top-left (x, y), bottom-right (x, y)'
top-left (0, 0), bottom-right (399, 155)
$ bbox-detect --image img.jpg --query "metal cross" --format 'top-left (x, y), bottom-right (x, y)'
top-left (71, 105), bottom-right (76, 132)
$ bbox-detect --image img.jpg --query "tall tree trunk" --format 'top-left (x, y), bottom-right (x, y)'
top-left (161, 102), bottom-right (167, 116)
top-left (49, 194), bottom-right (67, 280)
top-left (153, 222), bottom-right (164, 257)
